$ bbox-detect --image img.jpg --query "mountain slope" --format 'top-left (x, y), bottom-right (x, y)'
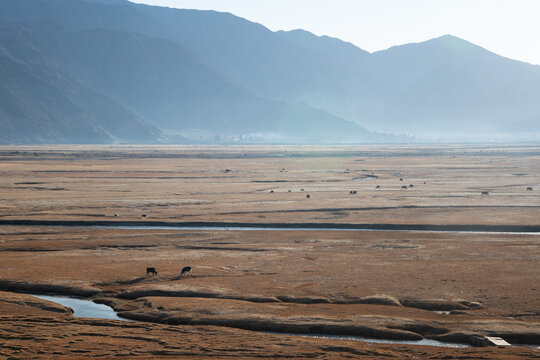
top-left (135, 4), bottom-right (378, 120)
top-left (52, 26), bottom-right (372, 141)
top-left (1, 0), bottom-right (377, 123)
top-left (366, 35), bottom-right (540, 137)
top-left (0, 24), bottom-right (161, 144)
top-left (0, 0), bottom-right (380, 144)
top-left (133, 3), bottom-right (540, 140)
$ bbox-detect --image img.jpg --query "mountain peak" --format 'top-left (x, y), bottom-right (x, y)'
top-left (437, 34), bottom-right (463, 41)
top-left (431, 34), bottom-right (478, 52)
top-left (372, 33), bottom-right (487, 60)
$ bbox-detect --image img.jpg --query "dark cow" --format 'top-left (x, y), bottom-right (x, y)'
top-left (409, 184), bottom-right (414, 188)
top-left (375, 185), bottom-right (381, 189)
top-left (399, 178), bottom-right (403, 181)
top-left (481, 191), bottom-right (489, 195)
top-left (306, 194), bottom-right (310, 198)
top-left (146, 267), bottom-right (158, 276)
top-left (527, 187), bottom-right (533, 191)
top-left (141, 213), bottom-right (147, 218)
top-left (180, 266), bottom-right (192, 277)
top-left (402, 185), bottom-right (408, 189)
top-left (349, 190), bottom-right (357, 195)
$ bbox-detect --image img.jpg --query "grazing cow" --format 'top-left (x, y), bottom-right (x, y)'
top-left (409, 184), bottom-right (414, 188)
top-left (288, 190), bottom-right (292, 192)
top-left (375, 185), bottom-right (381, 189)
top-left (527, 187), bottom-right (533, 191)
top-left (349, 190), bottom-right (357, 195)
top-left (270, 190), bottom-right (274, 193)
top-left (141, 213), bottom-right (147, 218)
top-left (113, 213), bottom-right (119, 217)
top-left (300, 189), bottom-right (305, 192)
top-left (306, 194), bottom-right (310, 198)
top-left (402, 185), bottom-right (408, 189)
top-left (399, 178), bottom-right (403, 181)
top-left (146, 267), bottom-right (158, 276)
top-left (424, 181), bottom-right (427, 184)
top-left (481, 191), bottom-right (489, 195)
top-left (180, 266), bottom-right (192, 277)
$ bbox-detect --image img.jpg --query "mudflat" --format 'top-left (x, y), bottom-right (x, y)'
top-left (0, 145), bottom-right (539, 359)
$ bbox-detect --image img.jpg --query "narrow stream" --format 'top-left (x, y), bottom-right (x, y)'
top-left (96, 225), bottom-right (540, 236)
top-left (2, 219), bottom-right (540, 235)
top-left (266, 332), bottom-right (471, 348)
top-left (33, 295), bottom-right (473, 348)
top-left (33, 295), bottom-right (540, 349)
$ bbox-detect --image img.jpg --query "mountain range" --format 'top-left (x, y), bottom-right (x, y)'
top-left (1, 0), bottom-right (539, 144)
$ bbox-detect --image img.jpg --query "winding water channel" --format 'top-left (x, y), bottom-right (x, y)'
top-left (19, 221), bottom-right (538, 350)
top-left (32, 295), bottom-right (473, 348)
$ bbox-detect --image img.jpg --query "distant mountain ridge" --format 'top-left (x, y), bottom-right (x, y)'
top-left (0, 0), bottom-right (539, 143)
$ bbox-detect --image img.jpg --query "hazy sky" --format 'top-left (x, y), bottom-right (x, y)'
top-left (130, 0), bottom-right (540, 65)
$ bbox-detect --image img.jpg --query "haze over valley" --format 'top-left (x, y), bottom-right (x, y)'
top-left (1, 0), bottom-right (539, 144)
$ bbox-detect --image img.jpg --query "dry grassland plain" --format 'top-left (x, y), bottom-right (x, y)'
top-left (0, 145), bottom-right (539, 359)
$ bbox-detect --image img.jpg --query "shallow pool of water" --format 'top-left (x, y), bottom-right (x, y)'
top-left (34, 295), bottom-right (126, 321)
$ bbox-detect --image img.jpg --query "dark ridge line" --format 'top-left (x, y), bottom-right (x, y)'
top-left (0, 220), bottom-right (539, 233)
top-left (212, 204), bottom-right (540, 215)
top-left (251, 180), bottom-right (316, 183)
top-left (175, 245), bottom-right (269, 252)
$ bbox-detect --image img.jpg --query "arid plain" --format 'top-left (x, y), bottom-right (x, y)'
top-left (0, 145), bottom-right (539, 359)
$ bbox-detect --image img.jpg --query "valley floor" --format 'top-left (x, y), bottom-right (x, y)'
top-left (0, 145), bottom-right (539, 359)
